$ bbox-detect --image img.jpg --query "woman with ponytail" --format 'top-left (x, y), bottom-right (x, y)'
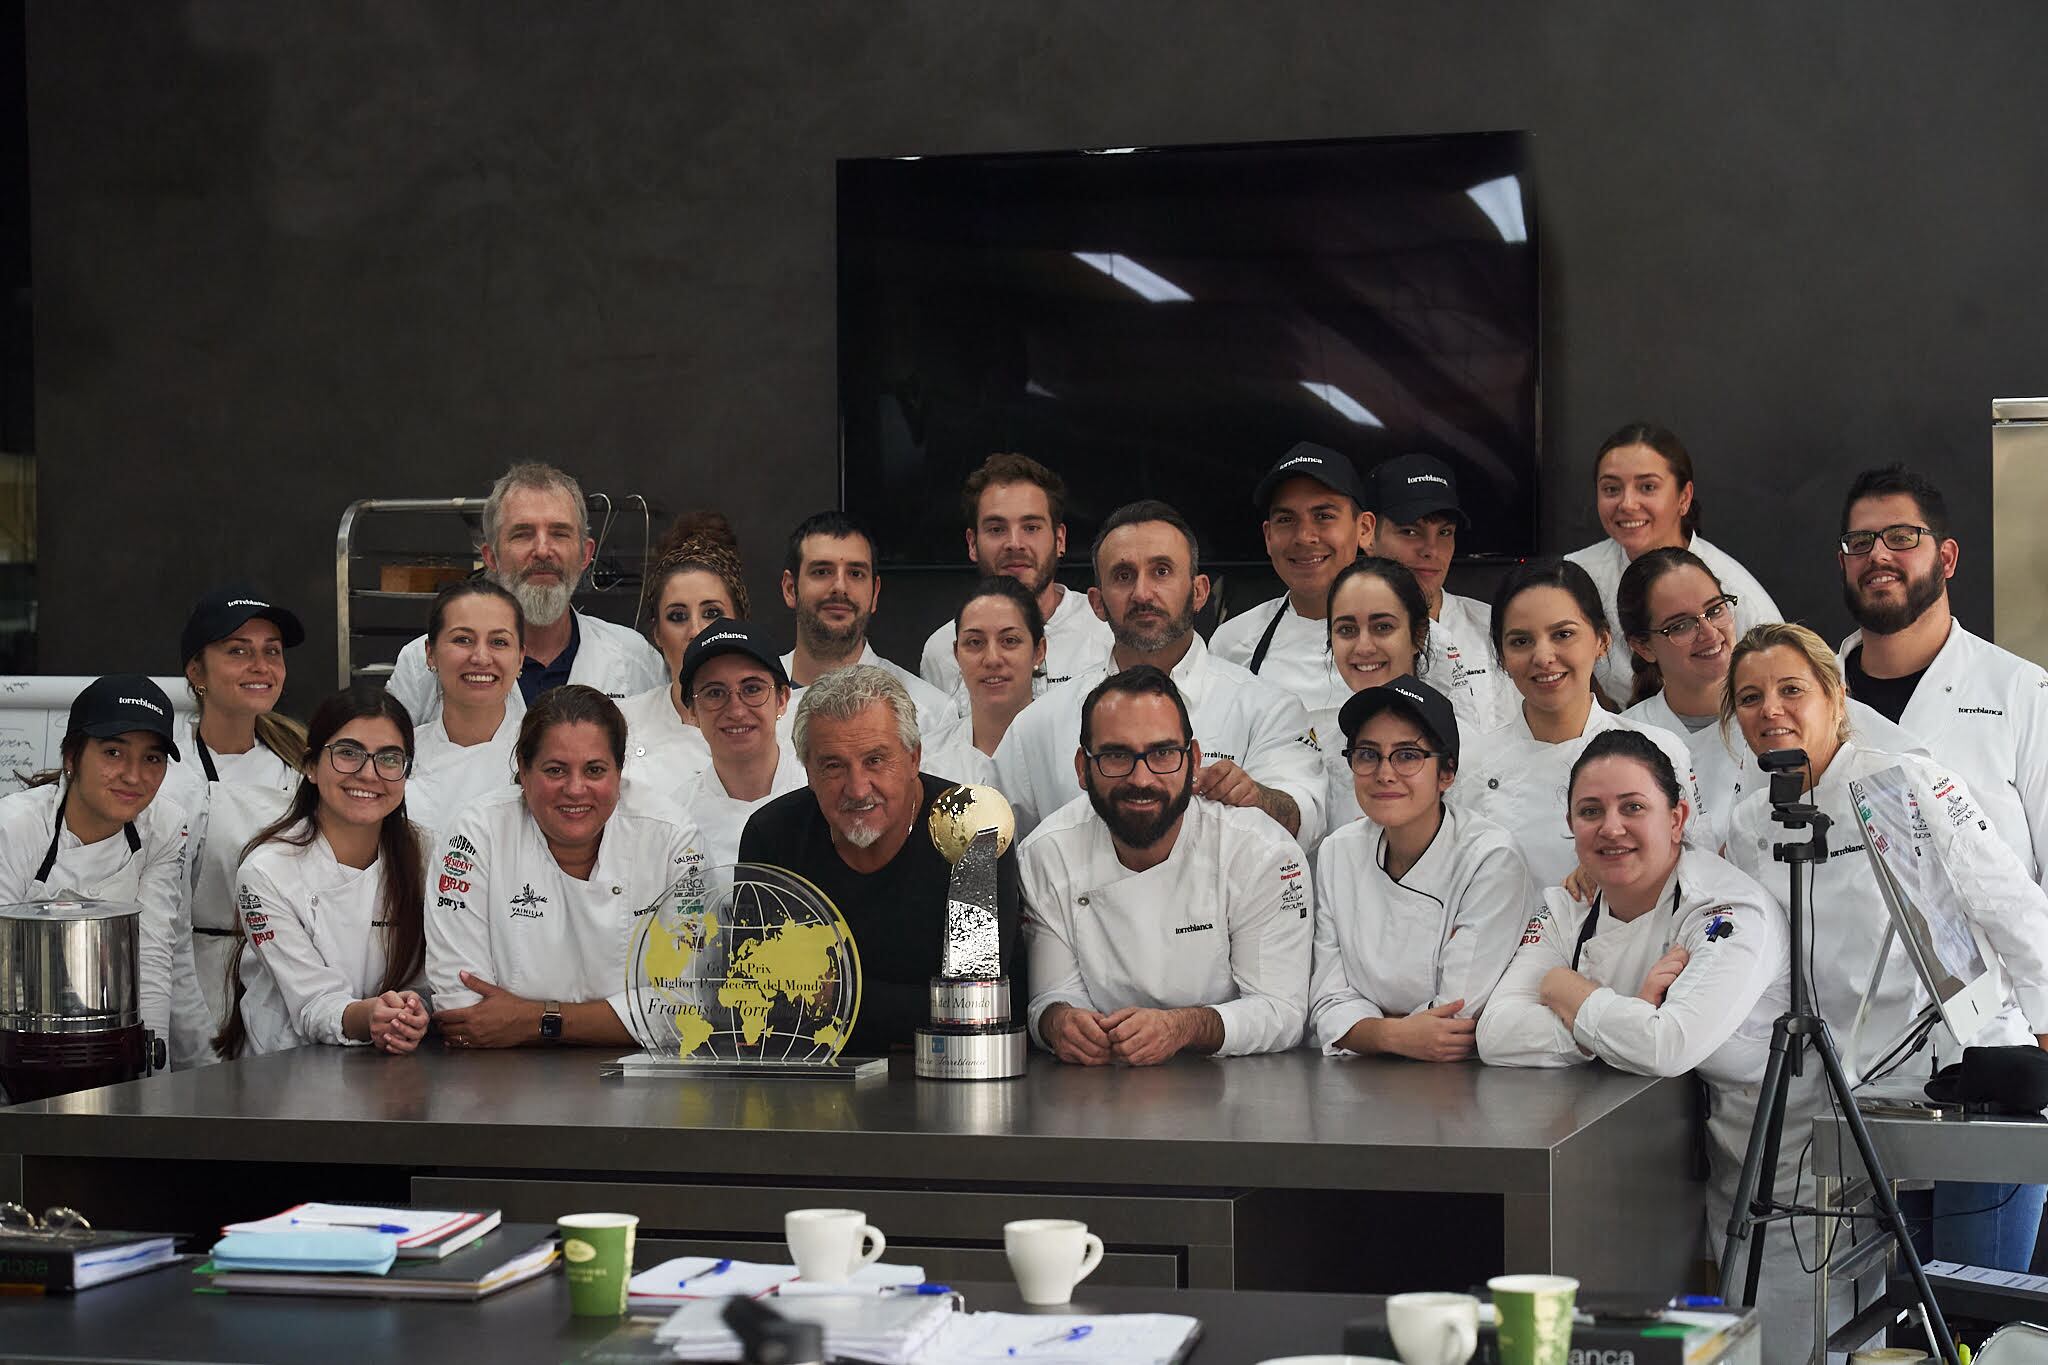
top-left (408, 580), bottom-right (525, 836)
top-left (215, 685), bottom-right (429, 1059)
top-left (159, 586), bottom-right (311, 1068)
top-left (617, 511), bottom-right (751, 780)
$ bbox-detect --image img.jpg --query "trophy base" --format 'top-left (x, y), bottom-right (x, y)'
top-left (603, 1052), bottom-right (889, 1081)
top-left (928, 976), bottom-right (1012, 1028)
top-left (913, 1024), bottom-right (1028, 1081)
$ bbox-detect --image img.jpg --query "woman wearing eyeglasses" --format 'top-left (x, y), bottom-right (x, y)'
top-left (214, 685), bottom-right (430, 1059)
top-left (653, 623), bottom-right (803, 868)
top-left (1309, 679), bottom-right (1533, 1060)
top-left (1565, 423), bottom-right (1782, 704)
top-left (427, 684), bottom-right (703, 1049)
top-left (617, 512), bottom-right (749, 782)
top-left (407, 581), bottom-right (525, 837)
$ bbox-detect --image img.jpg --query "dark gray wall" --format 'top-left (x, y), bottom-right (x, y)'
top-left (27, 1), bottom-right (2048, 700)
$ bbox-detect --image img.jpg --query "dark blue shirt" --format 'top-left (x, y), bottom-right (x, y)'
top-left (518, 612), bottom-right (581, 705)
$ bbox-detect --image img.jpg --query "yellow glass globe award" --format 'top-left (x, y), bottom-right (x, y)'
top-left (915, 783), bottom-right (1027, 1080)
top-left (609, 862), bottom-right (884, 1079)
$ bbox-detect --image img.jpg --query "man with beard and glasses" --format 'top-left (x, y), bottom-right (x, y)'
top-left (1835, 464), bottom-right (2048, 888)
top-left (738, 665), bottom-right (1021, 1055)
top-left (387, 463), bottom-right (666, 727)
top-left (1019, 666), bottom-right (1312, 1065)
top-left (917, 453), bottom-right (1112, 711)
top-left (993, 500), bottom-right (1324, 844)
top-left (778, 510), bottom-right (951, 726)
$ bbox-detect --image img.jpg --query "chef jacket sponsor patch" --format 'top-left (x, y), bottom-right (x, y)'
top-left (1519, 905), bottom-right (1552, 946)
top-left (1278, 859), bottom-right (1307, 918)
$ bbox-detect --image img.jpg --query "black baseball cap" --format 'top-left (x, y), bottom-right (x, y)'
top-left (180, 586), bottom-right (306, 663)
top-left (1338, 677), bottom-right (1459, 765)
top-left (67, 675), bottom-right (181, 760)
top-left (1252, 441), bottom-right (1369, 514)
top-left (1369, 453), bottom-right (1468, 529)
top-left (676, 621), bottom-right (790, 704)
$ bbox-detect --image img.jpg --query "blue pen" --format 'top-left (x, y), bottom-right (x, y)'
top-left (679, 1258), bottom-right (732, 1286)
top-left (1011, 1324), bottom-right (1092, 1355)
top-left (1670, 1294), bottom-right (1724, 1308)
top-left (885, 1282), bottom-right (952, 1295)
top-left (291, 1218), bottom-right (408, 1234)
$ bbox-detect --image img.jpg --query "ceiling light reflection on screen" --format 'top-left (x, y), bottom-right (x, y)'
top-left (1072, 252), bottom-right (1193, 303)
top-left (1299, 381), bottom-right (1386, 428)
top-left (1465, 175), bottom-right (1528, 243)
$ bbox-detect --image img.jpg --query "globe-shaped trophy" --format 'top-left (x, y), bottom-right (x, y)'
top-left (609, 862), bottom-right (884, 1080)
top-left (915, 783), bottom-right (1028, 1080)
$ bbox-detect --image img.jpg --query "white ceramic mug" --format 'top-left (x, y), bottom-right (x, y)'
top-left (1387, 1292), bottom-right (1481, 1365)
top-left (784, 1207), bottom-right (886, 1282)
top-left (1003, 1217), bottom-right (1105, 1306)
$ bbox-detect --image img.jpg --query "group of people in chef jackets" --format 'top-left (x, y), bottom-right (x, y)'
top-left (10, 436), bottom-right (2048, 1361)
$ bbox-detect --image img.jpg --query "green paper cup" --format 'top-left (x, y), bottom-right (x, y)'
top-left (559, 1212), bottom-right (638, 1316)
top-left (1488, 1274), bottom-right (1578, 1365)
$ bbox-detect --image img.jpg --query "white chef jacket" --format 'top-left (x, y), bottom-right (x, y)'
top-left (614, 685), bottom-right (712, 786)
top-left (0, 781), bottom-right (189, 1048)
top-left (1018, 793), bottom-right (1312, 1057)
top-left (235, 829), bottom-right (430, 1054)
top-left (1624, 693), bottom-right (1923, 857)
top-left (1209, 594), bottom-right (1351, 714)
top-left (1727, 741), bottom-right (2048, 1075)
top-left (1566, 534), bottom-right (1782, 705)
top-left (158, 723), bottom-right (298, 1069)
top-left (993, 632), bottom-right (1326, 846)
top-left (423, 786), bottom-right (702, 1042)
top-left (660, 746), bottom-right (806, 870)
top-left (1477, 846), bottom-right (1788, 1084)
top-left (406, 713), bottom-right (518, 841)
top-left (1459, 704), bottom-right (1703, 892)
top-left (781, 643), bottom-right (955, 737)
top-left (1838, 622), bottom-right (2048, 889)
top-left (919, 584), bottom-right (1114, 710)
top-left (1424, 628), bottom-right (1519, 737)
top-left (386, 609), bottom-right (668, 727)
top-left (1308, 804), bottom-right (1533, 1053)
top-left (919, 721), bottom-right (1000, 792)
top-left (1437, 591), bottom-right (1492, 651)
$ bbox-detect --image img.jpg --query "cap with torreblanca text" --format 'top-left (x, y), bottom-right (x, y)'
top-left (1338, 676), bottom-right (1459, 767)
top-left (67, 674), bottom-right (182, 760)
top-left (180, 585), bottom-right (307, 663)
top-left (1370, 453), bottom-right (1468, 529)
top-left (1252, 441), bottom-right (1369, 514)
top-left (676, 621), bottom-right (791, 704)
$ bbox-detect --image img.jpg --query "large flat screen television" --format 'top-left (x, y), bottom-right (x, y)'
top-left (838, 132), bottom-right (1538, 568)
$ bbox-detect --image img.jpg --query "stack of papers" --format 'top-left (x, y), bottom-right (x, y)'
top-left (912, 1313), bottom-right (1202, 1363)
top-left (202, 1224), bottom-right (557, 1301)
top-left (220, 1204), bottom-right (502, 1259)
top-left (626, 1255), bottom-right (926, 1307)
top-left (655, 1292), bottom-right (953, 1363)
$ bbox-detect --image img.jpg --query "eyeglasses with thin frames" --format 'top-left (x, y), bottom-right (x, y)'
top-left (694, 679), bottom-right (776, 710)
top-left (1085, 744), bottom-right (1191, 778)
top-left (0, 1203), bottom-right (91, 1236)
top-left (1638, 594), bottom-right (1739, 644)
top-left (1840, 524), bottom-right (1934, 556)
top-left (325, 741), bottom-right (411, 779)
top-left (1343, 744), bottom-right (1441, 777)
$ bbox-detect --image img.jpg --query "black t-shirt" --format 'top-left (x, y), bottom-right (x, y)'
top-left (1843, 645), bottom-right (1927, 725)
top-left (737, 771), bottom-right (1022, 1055)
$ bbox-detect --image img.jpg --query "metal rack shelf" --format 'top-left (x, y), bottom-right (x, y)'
top-left (335, 493), bottom-right (663, 688)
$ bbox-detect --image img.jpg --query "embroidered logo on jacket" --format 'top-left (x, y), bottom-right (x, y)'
top-left (510, 884), bottom-right (548, 919)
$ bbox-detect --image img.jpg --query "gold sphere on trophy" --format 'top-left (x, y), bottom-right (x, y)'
top-left (928, 783), bottom-right (1016, 865)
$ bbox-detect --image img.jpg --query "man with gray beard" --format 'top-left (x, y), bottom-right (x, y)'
top-left (386, 463), bottom-right (667, 726)
top-left (738, 665), bottom-right (1021, 1054)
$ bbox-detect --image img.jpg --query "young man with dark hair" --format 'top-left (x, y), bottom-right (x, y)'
top-left (778, 509), bottom-right (951, 722)
top-left (918, 454), bottom-right (1112, 708)
top-left (1018, 665), bottom-right (1311, 1065)
top-left (993, 499), bottom-right (1324, 845)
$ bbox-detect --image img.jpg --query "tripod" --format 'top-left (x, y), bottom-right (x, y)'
top-left (1717, 754), bottom-right (1958, 1365)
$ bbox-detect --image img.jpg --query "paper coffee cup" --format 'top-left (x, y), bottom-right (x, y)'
top-left (1488, 1276), bottom-right (1577, 1365)
top-left (559, 1212), bottom-right (638, 1316)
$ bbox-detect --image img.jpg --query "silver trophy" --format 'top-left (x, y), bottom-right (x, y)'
top-left (915, 783), bottom-right (1027, 1080)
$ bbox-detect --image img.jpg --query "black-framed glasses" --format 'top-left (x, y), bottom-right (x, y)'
top-left (1344, 744), bottom-right (1441, 776)
top-left (694, 679), bottom-right (776, 710)
top-left (1840, 524), bottom-right (1934, 556)
top-left (325, 741), bottom-right (411, 778)
top-left (1640, 594), bottom-right (1739, 644)
top-left (0, 1203), bottom-right (90, 1235)
top-left (1085, 743), bottom-right (1191, 778)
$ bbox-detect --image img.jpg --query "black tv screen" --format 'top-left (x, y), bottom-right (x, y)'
top-left (837, 132), bottom-right (1539, 568)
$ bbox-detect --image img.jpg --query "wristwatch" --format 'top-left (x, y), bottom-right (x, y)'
top-left (539, 1001), bottom-right (564, 1042)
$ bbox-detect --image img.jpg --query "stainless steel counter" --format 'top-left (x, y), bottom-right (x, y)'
top-left (0, 1046), bottom-right (1700, 1295)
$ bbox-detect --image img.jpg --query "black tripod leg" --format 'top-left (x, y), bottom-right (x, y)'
top-left (1810, 1030), bottom-right (1960, 1365)
top-left (1719, 1015), bottom-right (1796, 1305)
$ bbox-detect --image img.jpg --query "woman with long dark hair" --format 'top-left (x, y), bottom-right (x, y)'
top-left (407, 580), bottom-right (525, 836)
top-left (214, 685), bottom-right (430, 1059)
